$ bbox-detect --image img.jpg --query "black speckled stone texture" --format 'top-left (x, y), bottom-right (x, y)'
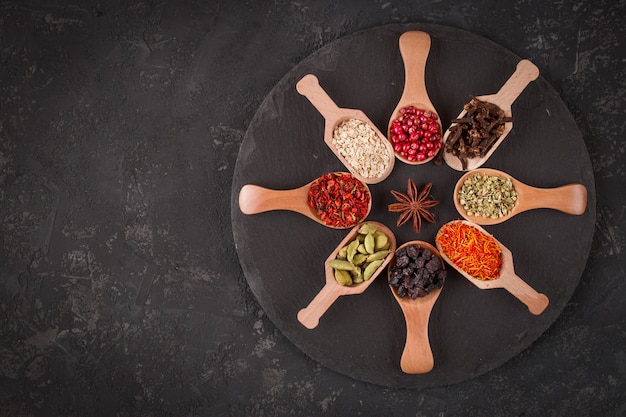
top-left (231, 23), bottom-right (596, 388)
top-left (1, 1), bottom-right (624, 416)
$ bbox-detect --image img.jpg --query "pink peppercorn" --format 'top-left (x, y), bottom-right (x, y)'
top-left (389, 106), bottom-right (442, 162)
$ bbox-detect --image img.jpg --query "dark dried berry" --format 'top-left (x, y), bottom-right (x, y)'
top-left (425, 258), bottom-right (441, 273)
top-left (396, 255), bottom-right (410, 268)
top-left (406, 245), bottom-right (419, 258)
top-left (397, 286), bottom-right (407, 298)
top-left (389, 274), bottom-right (401, 287)
top-left (389, 244), bottom-right (446, 298)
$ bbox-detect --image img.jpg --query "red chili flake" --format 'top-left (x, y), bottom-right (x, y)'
top-left (307, 172), bottom-right (370, 228)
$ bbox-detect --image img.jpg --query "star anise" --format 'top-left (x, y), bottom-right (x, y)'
top-left (388, 179), bottom-right (439, 233)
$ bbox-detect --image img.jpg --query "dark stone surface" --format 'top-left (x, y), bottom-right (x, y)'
top-left (231, 23), bottom-right (596, 388)
top-left (0, 0), bottom-right (624, 415)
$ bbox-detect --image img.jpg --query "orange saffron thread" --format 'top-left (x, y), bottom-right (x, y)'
top-left (436, 221), bottom-right (502, 280)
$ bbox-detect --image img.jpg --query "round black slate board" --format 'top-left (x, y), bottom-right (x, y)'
top-left (230, 23), bottom-right (596, 388)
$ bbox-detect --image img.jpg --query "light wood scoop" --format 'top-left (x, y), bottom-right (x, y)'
top-left (436, 220), bottom-right (549, 315)
top-left (453, 168), bottom-right (588, 225)
top-left (239, 172), bottom-right (372, 229)
top-left (387, 31), bottom-right (442, 165)
top-left (388, 241), bottom-right (444, 374)
top-left (295, 74), bottom-right (395, 184)
top-left (443, 59), bottom-right (540, 171)
top-left (297, 222), bottom-right (396, 329)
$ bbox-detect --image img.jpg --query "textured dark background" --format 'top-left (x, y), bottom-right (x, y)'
top-left (0, 1), bottom-right (624, 416)
top-left (231, 23), bottom-right (597, 389)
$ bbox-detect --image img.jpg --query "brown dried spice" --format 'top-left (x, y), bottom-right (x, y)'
top-left (443, 96), bottom-right (513, 170)
top-left (388, 179), bottom-right (439, 233)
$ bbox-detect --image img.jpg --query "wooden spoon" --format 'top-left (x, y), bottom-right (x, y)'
top-left (297, 222), bottom-right (396, 329)
top-left (388, 241), bottom-right (444, 374)
top-left (239, 172), bottom-right (372, 229)
top-left (442, 59), bottom-right (540, 171)
top-left (453, 168), bottom-right (588, 225)
top-left (435, 220), bottom-right (549, 315)
top-left (295, 74), bottom-right (395, 184)
top-left (387, 31), bottom-right (442, 165)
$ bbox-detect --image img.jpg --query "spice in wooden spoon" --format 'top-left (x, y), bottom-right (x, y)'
top-left (443, 97), bottom-right (512, 170)
top-left (453, 168), bottom-right (587, 225)
top-left (296, 74), bottom-right (395, 184)
top-left (388, 241), bottom-right (446, 374)
top-left (239, 172), bottom-right (371, 229)
top-left (297, 222), bottom-right (396, 329)
top-left (436, 220), bottom-right (549, 315)
top-left (442, 59), bottom-right (540, 171)
top-left (387, 31), bottom-right (442, 165)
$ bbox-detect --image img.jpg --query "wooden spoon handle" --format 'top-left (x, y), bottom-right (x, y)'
top-left (490, 59), bottom-right (539, 109)
top-left (400, 305), bottom-right (435, 374)
top-left (297, 283), bottom-right (342, 329)
top-left (518, 183), bottom-right (587, 215)
top-left (398, 31), bottom-right (432, 106)
top-left (239, 184), bottom-right (307, 215)
top-left (296, 74), bottom-right (342, 121)
top-left (501, 271), bottom-right (549, 315)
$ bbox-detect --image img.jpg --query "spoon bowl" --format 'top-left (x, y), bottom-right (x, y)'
top-left (388, 241), bottom-right (444, 374)
top-left (387, 31), bottom-right (442, 165)
top-left (453, 168), bottom-right (588, 225)
top-left (296, 74), bottom-right (395, 184)
top-left (442, 59), bottom-right (540, 171)
top-left (436, 220), bottom-right (549, 315)
top-left (238, 172), bottom-right (372, 229)
top-left (297, 222), bottom-right (396, 329)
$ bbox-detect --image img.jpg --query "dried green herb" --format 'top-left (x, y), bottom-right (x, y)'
top-left (458, 174), bottom-right (518, 218)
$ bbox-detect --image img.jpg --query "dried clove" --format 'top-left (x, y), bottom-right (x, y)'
top-left (443, 96), bottom-right (513, 170)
